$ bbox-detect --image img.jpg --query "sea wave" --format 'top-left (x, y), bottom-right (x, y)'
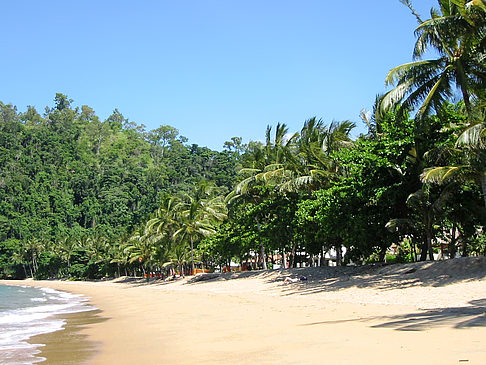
top-left (0, 286), bottom-right (94, 365)
top-left (29, 298), bottom-right (47, 302)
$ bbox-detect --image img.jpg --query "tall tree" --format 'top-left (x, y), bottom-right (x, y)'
top-left (174, 182), bottom-right (227, 274)
top-left (381, 0), bottom-right (486, 118)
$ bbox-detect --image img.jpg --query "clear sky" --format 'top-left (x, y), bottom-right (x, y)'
top-left (1, 0), bottom-right (437, 150)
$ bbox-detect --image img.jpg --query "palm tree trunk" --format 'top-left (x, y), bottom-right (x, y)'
top-left (190, 236), bottom-right (195, 275)
top-left (481, 174), bottom-right (486, 210)
top-left (427, 232), bottom-right (434, 261)
top-left (282, 248), bottom-right (287, 269)
top-left (261, 243), bottom-right (267, 270)
top-left (460, 226), bottom-right (469, 257)
top-left (379, 246), bottom-right (387, 262)
top-left (320, 247), bottom-right (326, 266)
top-left (420, 235), bottom-right (428, 261)
top-left (32, 254), bottom-right (37, 275)
top-left (425, 213), bottom-right (435, 261)
top-left (450, 223), bottom-right (457, 259)
top-left (289, 243), bottom-right (297, 268)
top-left (336, 245), bottom-right (342, 266)
top-left (460, 83), bottom-right (472, 117)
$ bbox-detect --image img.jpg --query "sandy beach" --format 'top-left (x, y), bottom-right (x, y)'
top-left (2, 257), bottom-right (486, 364)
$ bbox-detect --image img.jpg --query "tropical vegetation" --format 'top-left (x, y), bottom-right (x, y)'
top-left (0, 0), bottom-right (485, 279)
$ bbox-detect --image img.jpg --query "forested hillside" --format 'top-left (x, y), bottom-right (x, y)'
top-left (0, 94), bottom-right (237, 278)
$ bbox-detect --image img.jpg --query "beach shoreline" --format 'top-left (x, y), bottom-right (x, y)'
top-left (29, 310), bottom-right (104, 365)
top-left (2, 258), bottom-right (486, 364)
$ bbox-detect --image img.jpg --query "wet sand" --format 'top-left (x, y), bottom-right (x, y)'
top-left (2, 258), bottom-right (486, 364)
top-left (30, 310), bottom-right (105, 364)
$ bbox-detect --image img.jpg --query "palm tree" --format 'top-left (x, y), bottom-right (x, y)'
top-left (227, 124), bottom-right (297, 270)
top-left (387, 185), bottom-right (454, 260)
top-left (231, 123), bottom-right (291, 197)
top-left (381, 0), bottom-right (486, 118)
top-left (228, 120), bottom-right (355, 269)
top-left (110, 240), bottom-right (130, 277)
top-left (57, 237), bottom-right (78, 269)
top-left (145, 195), bottom-right (180, 241)
top-left (85, 234), bottom-right (110, 265)
top-left (174, 182), bottom-right (227, 274)
top-left (11, 247), bottom-right (28, 278)
top-left (24, 238), bottom-right (44, 277)
top-left (422, 117), bottom-right (486, 208)
top-left (280, 119), bottom-right (355, 192)
top-left (164, 242), bottom-right (191, 277)
top-left (125, 227), bottom-right (159, 277)
top-left (230, 120), bottom-right (355, 195)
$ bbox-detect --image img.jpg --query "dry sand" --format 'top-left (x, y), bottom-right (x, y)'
top-left (2, 257), bottom-right (486, 364)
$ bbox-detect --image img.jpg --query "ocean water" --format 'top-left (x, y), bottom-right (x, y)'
top-left (0, 285), bottom-right (94, 364)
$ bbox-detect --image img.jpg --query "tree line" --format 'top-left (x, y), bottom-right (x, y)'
top-left (1, 0), bottom-right (485, 279)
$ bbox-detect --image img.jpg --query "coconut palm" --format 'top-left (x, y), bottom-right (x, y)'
top-left (85, 234), bottom-right (110, 264)
top-left (125, 227), bottom-right (159, 277)
top-left (57, 237), bottom-right (78, 268)
top-left (163, 242), bottom-right (191, 277)
top-left (422, 118), bottom-right (486, 207)
top-left (146, 195), bottom-right (180, 240)
top-left (381, 0), bottom-right (486, 118)
top-left (387, 184), bottom-right (454, 260)
top-left (227, 120), bottom-right (355, 269)
top-left (24, 238), bottom-right (44, 277)
top-left (230, 120), bottom-right (355, 196)
top-left (11, 247), bottom-right (28, 278)
top-left (226, 124), bottom-right (295, 269)
top-left (174, 182), bottom-right (227, 274)
top-left (109, 240), bottom-right (130, 277)
top-left (242, 118), bottom-right (356, 194)
top-left (281, 119), bottom-right (355, 192)
top-left (231, 123), bottom-right (291, 197)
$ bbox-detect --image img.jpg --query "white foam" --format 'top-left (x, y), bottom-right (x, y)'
top-left (0, 286), bottom-right (95, 365)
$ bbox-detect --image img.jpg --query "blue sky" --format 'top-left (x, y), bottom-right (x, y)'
top-left (1, 0), bottom-right (437, 150)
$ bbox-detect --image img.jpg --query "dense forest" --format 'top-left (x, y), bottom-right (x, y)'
top-left (1, 0), bottom-right (485, 279)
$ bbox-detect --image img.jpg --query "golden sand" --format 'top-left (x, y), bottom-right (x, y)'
top-left (2, 259), bottom-right (486, 364)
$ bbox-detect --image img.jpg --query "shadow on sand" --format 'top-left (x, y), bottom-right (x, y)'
top-left (109, 257), bottom-right (486, 296)
top-left (300, 299), bottom-right (486, 331)
top-left (268, 257), bottom-right (486, 297)
top-left (372, 298), bottom-right (486, 331)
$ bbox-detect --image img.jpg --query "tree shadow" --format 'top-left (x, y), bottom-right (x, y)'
top-left (109, 276), bottom-right (185, 288)
top-left (111, 257), bottom-right (486, 292)
top-left (184, 269), bottom-right (280, 284)
top-left (300, 299), bottom-right (486, 331)
top-left (267, 257), bottom-right (486, 296)
top-left (372, 298), bottom-right (486, 331)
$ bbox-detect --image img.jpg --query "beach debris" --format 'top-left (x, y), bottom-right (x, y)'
top-left (283, 276), bottom-right (307, 284)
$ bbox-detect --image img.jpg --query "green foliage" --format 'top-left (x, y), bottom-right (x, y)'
top-left (1, 3), bottom-right (485, 277)
top-left (0, 95), bottom-right (237, 279)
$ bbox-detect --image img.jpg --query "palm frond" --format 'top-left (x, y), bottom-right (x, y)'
top-left (456, 121), bottom-right (486, 147)
top-left (421, 166), bottom-right (466, 183)
top-left (386, 218), bottom-right (413, 232)
top-left (416, 68), bottom-right (452, 118)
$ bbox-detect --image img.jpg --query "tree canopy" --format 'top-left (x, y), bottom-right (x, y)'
top-left (1, 0), bottom-right (485, 279)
